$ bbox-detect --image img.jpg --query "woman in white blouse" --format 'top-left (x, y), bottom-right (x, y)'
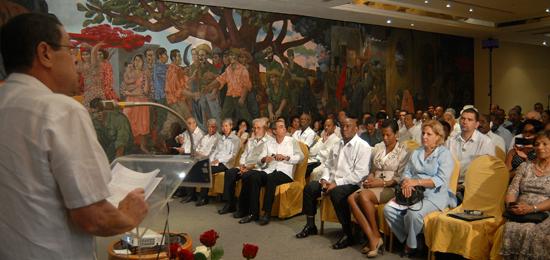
top-left (348, 119), bottom-right (411, 257)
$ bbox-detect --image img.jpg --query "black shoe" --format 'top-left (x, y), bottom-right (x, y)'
top-left (233, 210), bottom-right (247, 219)
top-left (172, 187), bottom-right (187, 198)
top-left (181, 195), bottom-right (197, 203)
top-left (239, 213), bottom-right (259, 224)
top-left (296, 225), bottom-right (318, 238)
top-left (259, 212), bottom-right (271, 225)
top-left (218, 204), bottom-right (236, 214)
top-left (195, 197), bottom-right (209, 206)
top-left (332, 235), bottom-right (355, 249)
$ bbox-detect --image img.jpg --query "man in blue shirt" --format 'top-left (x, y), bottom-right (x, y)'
top-left (153, 48), bottom-right (169, 139)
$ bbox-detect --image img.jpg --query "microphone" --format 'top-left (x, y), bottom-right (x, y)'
top-left (98, 100), bottom-right (136, 111)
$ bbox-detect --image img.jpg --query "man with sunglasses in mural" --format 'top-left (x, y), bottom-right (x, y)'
top-left (188, 43), bottom-right (222, 130)
top-left (0, 13), bottom-right (148, 259)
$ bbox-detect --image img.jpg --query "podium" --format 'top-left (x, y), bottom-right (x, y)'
top-left (104, 154), bottom-right (211, 258)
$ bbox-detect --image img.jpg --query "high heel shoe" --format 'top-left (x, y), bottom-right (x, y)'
top-left (365, 237), bottom-right (384, 258)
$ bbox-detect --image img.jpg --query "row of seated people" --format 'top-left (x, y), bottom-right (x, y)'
top-left (172, 108), bottom-right (549, 260)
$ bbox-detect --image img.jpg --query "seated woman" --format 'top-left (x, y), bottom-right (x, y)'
top-left (505, 119), bottom-right (543, 179)
top-left (233, 119), bottom-right (250, 144)
top-left (348, 119), bottom-right (411, 257)
top-left (500, 130), bottom-right (550, 260)
top-left (383, 120), bottom-right (456, 258)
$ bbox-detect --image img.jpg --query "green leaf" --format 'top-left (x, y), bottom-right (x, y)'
top-left (202, 7), bottom-right (209, 14)
top-left (89, 0), bottom-right (102, 8)
top-left (84, 10), bottom-right (95, 18)
top-left (194, 252), bottom-right (208, 260)
top-left (212, 246), bottom-right (224, 260)
top-left (76, 3), bottom-right (89, 12)
top-left (123, 22), bottom-right (137, 29)
top-left (106, 15), bottom-right (112, 23)
top-left (243, 10), bottom-right (250, 17)
top-left (83, 19), bottom-right (94, 27)
top-left (112, 17), bottom-right (128, 25)
top-left (151, 12), bottom-right (162, 20)
top-left (132, 26), bottom-right (147, 32)
top-left (93, 13), bottom-right (105, 23)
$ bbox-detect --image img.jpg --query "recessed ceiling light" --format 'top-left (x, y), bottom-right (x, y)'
top-left (546, 8), bottom-right (550, 12)
top-left (411, 23), bottom-right (415, 27)
top-left (446, 3), bottom-right (451, 8)
top-left (470, 8), bottom-right (474, 12)
top-left (424, 0), bottom-right (429, 3)
top-left (387, 19), bottom-right (392, 24)
top-left (544, 41), bottom-right (547, 46)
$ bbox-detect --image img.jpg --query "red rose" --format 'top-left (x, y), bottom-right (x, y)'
top-left (242, 244), bottom-right (259, 259)
top-left (177, 249), bottom-right (194, 260)
top-left (165, 243), bottom-right (180, 259)
top-left (199, 230), bottom-right (219, 247)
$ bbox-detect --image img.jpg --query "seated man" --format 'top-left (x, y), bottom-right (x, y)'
top-left (195, 118), bottom-right (242, 206)
top-left (360, 117), bottom-right (382, 146)
top-left (292, 113), bottom-right (317, 148)
top-left (296, 118), bottom-right (372, 250)
top-left (237, 120), bottom-right (304, 225)
top-left (307, 118), bottom-right (340, 181)
top-left (89, 98), bottom-right (133, 163)
top-left (397, 113), bottom-right (421, 143)
top-left (478, 114), bottom-right (506, 152)
top-left (446, 108), bottom-right (495, 203)
top-left (175, 117), bottom-right (204, 154)
top-left (218, 118), bottom-right (272, 214)
top-left (182, 118), bottom-right (221, 203)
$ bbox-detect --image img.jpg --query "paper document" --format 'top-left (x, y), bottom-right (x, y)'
top-left (107, 163), bottom-right (161, 207)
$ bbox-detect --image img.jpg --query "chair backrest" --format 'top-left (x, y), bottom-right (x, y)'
top-left (461, 155), bottom-right (509, 219)
top-left (449, 155), bottom-right (461, 194)
top-left (233, 143), bottom-right (245, 167)
top-left (495, 146), bottom-right (506, 162)
top-left (293, 142), bottom-right (309, 187)
top-left (404, 140), bottom-right (421, 152)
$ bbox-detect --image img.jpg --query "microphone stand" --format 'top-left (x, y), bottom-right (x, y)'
top-left (99, 101), bottom-right (196, 158)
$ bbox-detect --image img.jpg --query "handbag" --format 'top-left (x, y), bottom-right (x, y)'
top-left (502, 211), bottom-right (548, 223)
top-left (394, 184), bottom-right (425, 206)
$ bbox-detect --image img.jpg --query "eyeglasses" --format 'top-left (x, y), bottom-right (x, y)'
top-left (49, 44), bottom-right (79, 51)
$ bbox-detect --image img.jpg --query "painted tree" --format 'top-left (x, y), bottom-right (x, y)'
top-left (76, 0), bottom-right (325, 58)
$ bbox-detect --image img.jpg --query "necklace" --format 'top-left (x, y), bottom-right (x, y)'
top-left (536, 161), bottom-right (550, 173)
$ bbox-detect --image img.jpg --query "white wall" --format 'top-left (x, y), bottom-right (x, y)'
top-left (474, 39), bottom-right (550, 114)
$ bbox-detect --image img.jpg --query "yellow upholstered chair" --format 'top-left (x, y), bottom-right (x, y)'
top-left (259, 142), bottom-right (309, 219)
top-left (404, 140), bottom-right (421, 152)
top-left (205, 144), bottom-right (245, 198)
top-left (430, 155), bottom-right (509, 260)
top-left (424, 155), bottom-right (460, 259)
top-left (489, 224), bottom-right (505, 260)
top-left (495, 146), bottom-right (506, 162)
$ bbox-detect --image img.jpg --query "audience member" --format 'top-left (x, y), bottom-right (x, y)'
top-left (415, 110), bottom-right (423, 126)
top-left (442, 112), bottom-right (458, 138)
top-left (439, 120), bottom-right (451, 141)
top-left (358, 112), bottom-right (372, 136)
top-left (394, 109), bottom-right (401, 121)
top-left (338, 110), bottom-right (347, 127)
top-left (384, 120), bottom-right (456, 257)
top-left (434, 106), bottom-right (444, 120)
top-left (525, 110), bottom-right (542, 122)
top-left (478, 114), bottom-right (506, 152)
top-left (296, 118), bottom-right (371, 250)
top-left (219, 118), bottom-right (272, 215)
top-left (446, 108), bottom-right (495, 202)
top-left (361, 117), bottom-right (383, 146)
top-left (237, 120), bottom-right (304, 225)
top-left (397, 113), bottom-right (421, 143)
top-left (490, 104), bottom-right (499, 114)
top-left (534, 102), bottom-right (544, 114)
top-left (505, 108), bottom-right (522, 135)
top-left (182, 118), bottom-right (221, 203)
top-left (542, 110), bottom-right (550, 126)
top-left (490, 113), bottom-right (514, 152)
top-left (499, 109), bottom-right (511, 128)
top-left (398, 110), bottom-right (407, 129)
top-left (428, 105), bottom-right (435, 118)
top-left (307, 118), bottom-right (341, 181)
top-left (312, 117), bottom-right (325, 136)
top-left (234, 118), bottom-right (251, 143)
top-left (500, 130), bottom-right (550, 260)
top-left (348, 119), bottom-right (411, 256)
top-left (175, 117), bottom-right (204, 154)
top-left (505, 119), bottom-right (543, 179)
top-left (292, 114), bottom-right (317, 148)
top-left (288, 115), bottom-right (300, 135)
top-left (375, 111), bottom-right (387, 129)
top-left (0, 13), bottom-right (148, 258)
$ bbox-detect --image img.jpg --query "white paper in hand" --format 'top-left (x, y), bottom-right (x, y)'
top-left (107, 163), bottom-right (161, 207)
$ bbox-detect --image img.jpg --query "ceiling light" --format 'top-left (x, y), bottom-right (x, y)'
top-left (469, 8), bottom-right (474, 12)
top-left (387, 19), bottom-right (392, 24)
top-left (411, 23), bottom-right (415, 27)
top-left (546, 8), bottom-right (549, 12)
top-left (424, 0), bottom-right (429, 3)
top-left (446, 3), bottom-right (451, 8)
top-left (544, 41), bottom-right (547, 46)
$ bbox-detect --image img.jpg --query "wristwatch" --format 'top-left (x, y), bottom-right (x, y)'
top-left (534, 205), bottom-right (538, 213)
top-left (383, 181), bottom-right (387, 188)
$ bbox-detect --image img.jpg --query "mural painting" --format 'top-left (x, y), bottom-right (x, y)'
top-left (0, 0), bottom-right (474, 160)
